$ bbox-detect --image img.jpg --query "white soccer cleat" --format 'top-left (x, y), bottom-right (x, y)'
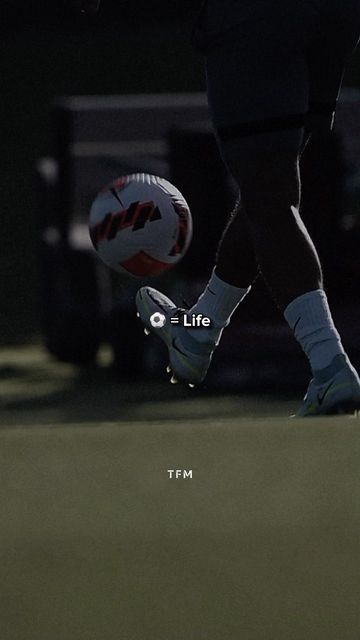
top-left (136, 286), bottom-right (217, 385)
top-left (297, 354), bottom-right (360, 417)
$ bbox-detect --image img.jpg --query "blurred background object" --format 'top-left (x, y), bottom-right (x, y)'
top-left (1, 0), bottom-right (203, 343)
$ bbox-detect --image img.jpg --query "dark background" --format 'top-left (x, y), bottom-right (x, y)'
top-left (1, 1), bottom-right (360, 345)
top-left (1, 0), bottom-right (204, 343)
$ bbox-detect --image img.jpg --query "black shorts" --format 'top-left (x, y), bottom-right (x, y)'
top-left (192, 0), bottom-right (360, 139)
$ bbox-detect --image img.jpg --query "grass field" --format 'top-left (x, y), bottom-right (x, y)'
top-left (1, 346), bottom-right (360, 640)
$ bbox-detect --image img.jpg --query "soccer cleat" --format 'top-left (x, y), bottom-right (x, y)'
top-left (136, 287), bottom-right (217, 385)
top-left (297, 354), bottom-right (360, 417)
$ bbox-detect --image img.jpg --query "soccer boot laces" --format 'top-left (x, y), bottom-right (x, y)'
top-left (136, 286), bottom-right (218, 386)
top-left (297, 354), bottom-right (360, 417)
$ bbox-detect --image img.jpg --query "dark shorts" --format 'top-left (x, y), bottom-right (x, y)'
top-left (192, 0), bottom-right (360, 139)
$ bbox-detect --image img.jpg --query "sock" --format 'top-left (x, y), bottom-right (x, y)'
top-left (284, 289), bottom-right (346, 377)
top-left (188, 269), bottom-right (251, 343)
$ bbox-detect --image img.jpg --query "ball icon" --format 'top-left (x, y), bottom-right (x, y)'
top-left (150, 312), bottom-right (166, 328)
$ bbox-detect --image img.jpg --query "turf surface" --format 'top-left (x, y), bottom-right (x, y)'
top-left (1, 346), bottom-right (359, 639)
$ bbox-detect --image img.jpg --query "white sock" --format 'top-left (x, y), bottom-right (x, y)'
top-left (189, 269), bottom-right (251, 343)
top-left (284, 289), bottom-right (345, 374)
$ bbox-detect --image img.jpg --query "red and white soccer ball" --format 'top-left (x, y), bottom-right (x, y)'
top-left (89, 173), bottom-right (193, 277)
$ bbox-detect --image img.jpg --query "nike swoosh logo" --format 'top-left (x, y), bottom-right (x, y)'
top-left (317, 382), bottom-right (333, 405)
top-left (110, 187), bottom-right (124, 208)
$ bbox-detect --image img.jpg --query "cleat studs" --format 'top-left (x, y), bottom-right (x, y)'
top-left (170, 375), bottom-right (178, 384)
top-left (166, 364), bottom-right (171, 373)
top-left (144, 327), bottom-right (150, 335)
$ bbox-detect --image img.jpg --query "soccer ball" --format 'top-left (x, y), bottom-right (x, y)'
top-left (89, 173), bottom-right (192, 277)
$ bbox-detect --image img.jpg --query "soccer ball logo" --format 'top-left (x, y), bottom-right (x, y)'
top-left (150, 312), bottom-right (166, 328)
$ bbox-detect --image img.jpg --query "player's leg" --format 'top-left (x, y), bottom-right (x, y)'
top-left (214, 198), bottom-right (259, 288)
top-left (212, 120), bottom-right (316, 291)
top-left (217, 130), bottom-right (323, 308)
top-left (189, 1), bottom-right (360, 411)
top-left (204, 2), bottom-right (360, 413)
top-left (285, 0), bottom-right (360, 414)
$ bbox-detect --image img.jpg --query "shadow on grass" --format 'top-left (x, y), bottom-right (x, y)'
top-left (0, 345), bottom-right (300, 427)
